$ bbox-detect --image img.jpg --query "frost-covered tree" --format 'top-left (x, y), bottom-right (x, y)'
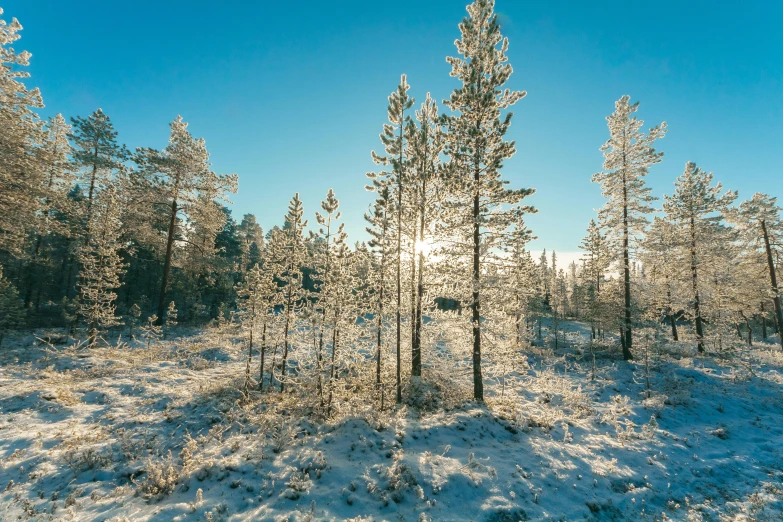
top-left (366, 187), bottom-right (393, 401)
top-left (140, 314), bottom-right (162, 348)
top-left (443, 0), bottom-right (534, 400)
top-left (0, 9), bottom-right (45, 255)
top-left (312, 188), bottom-right (344, 400)
top-left (237, 214), bottom-right (264, 272)
top-left (69, 109), bottom-right (128, 246)
top-left (236, 263), bottom-right (276, 393)
top-left (592, 95), bottom-right (666, 359)
top-left (735, 193), bottom-right (783, 349)
top-left (269, 194), bottom-right (308, 392)
top-left (641, 217), bottom-right (683, 341)
top-left (663, 162), bottom-right (737, 353)
top-left (367, 74), bottom-right (414, 404)
top-left (408, 93), bottom-right (446, 377)
top-left (133, 116), bottom-right (238, 324)
top-left (325, 228), bottom-right (354, 414)
top-left (164, 301), bottom-right (178, 339)
top-left (78, 184), bottom-right (125, 346)
top-left (504, 213), bottom-right (536, 348)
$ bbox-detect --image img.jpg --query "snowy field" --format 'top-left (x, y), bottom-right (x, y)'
top-left (1, 326), bottom-right (783, 521)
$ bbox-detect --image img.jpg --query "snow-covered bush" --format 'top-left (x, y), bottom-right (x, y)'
top-left (134, 451), bottom-right (180, 499)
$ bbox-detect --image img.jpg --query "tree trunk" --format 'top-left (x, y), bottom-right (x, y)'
top-left (622, 179), bottom-right (633, 360)
top-left (157, 198), bottom-right (178, 324)
top-left (395, 129), bottom-right (403, 405)
top-left (472, 186), bottom-right (483, 401)
top-left (376, 254), bottom-right (385, 389)
top-left (410, 222), bottom-right (419, 377)
top-left (244, 306), bottom-right (254, 395)
top-left (280, 283), bottom-right (293, 392)
top-left (317, 221), bottom-right (331, 403)
top-left (327, 313), bottom-right (339, 415)
top-left (690, 217), bottom-right (705, 353)
top-left (259, 320), bottom-right (267, 391)
top-left (761, 220), bottom-right (783, 350)
top-left (669, 313), bottom-right (679, 341)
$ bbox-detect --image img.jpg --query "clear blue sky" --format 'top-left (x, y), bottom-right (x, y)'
top-left (7, 0), bottom-right (782, 254)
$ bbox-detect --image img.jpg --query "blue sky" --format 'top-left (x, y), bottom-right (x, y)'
top-left (7, 0), bottom-right (782, 256)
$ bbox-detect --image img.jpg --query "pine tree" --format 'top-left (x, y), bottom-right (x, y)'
top-left (505, 212), bottom-right (536, 349)
top-left (663, 162), bottom-right (737, 353)
top-left (269, 193), bottom-right (308, 392)
top-left (367, 75), bottom-right (414, 404)
top-left (443, 0), bottom-right (534, 400)
top-left (641, 217), bottom-right (683, 341)
top-left (0, 9), bottom-right (45, 255)
top-left (236, 263), bottom-right (276, 393)
top-left (237, 214), bottom-right (264, 272)
top-left (366, 187), bottom-right (393, 403)
top-left (140, 314), bottom-right (162, 348)
top-left (735, 193), bottom-right (783, 349)
top-left (78, 184), bottom-right (125, 346)
top-left (325, 227), bottom-right (353, 414)
top-left (592, 95), bottom-right (666, 359)
top-left (69, 109), bottom-right (128, 246)
top-left (164, 301), bottom-right (178, 339)
top-left (133, 116), bottom-right (238, 325)
top-left (312, 189), bottom-right (343, 401)
top-left (409, 93), bottom-right (446, 377)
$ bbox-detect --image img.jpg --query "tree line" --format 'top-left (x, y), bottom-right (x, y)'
top-left (1, 1), bottom-right (781, 410)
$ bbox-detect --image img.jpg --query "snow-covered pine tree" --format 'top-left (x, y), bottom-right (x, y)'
top-left (592, 95), bottom-right (666, 359)
top-left (237, 214), bottom-right (264, 273)
top-left (443, 0), bottom-right (534, 400)
top-left (663, 162), bottom-right (737, 353)
top-left (504, 212), bottom-right (536, 349)
top-left (408, 93), bottom-right (446, 378)
top-left (132, 116), bottom-right (238, 325)
top-left (164, 301), bottom-right (178, 339)
top-left (641, 217), bottom-right (683, 341)
top-left (0, 264), bottom-right (24, 346)
top-left (312, 188), bottom-right (343, 401)
top-left (270, 193), bottom-right (308, 392)
top-left (236, 263), bottom-right (277, 394)
top-left (78, 183), bottom-right (125, 346)
top-left (0, 9), bottom-right (45, 255)
top-left (325, 226), bottom-right (354, 414)
top-left (69, 109), bottom-right (129, 247)
top-left (140, 314), bottom-right (162, 348)
top-left (735, 193), bottom-right (783, 349)
top-left (365, 186), bottom-right (393, 402)
top-left (367, 74), bottom-right (414, 404)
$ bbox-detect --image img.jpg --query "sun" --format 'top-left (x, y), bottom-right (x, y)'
top-left (414, 238), bottom-right (433, 258)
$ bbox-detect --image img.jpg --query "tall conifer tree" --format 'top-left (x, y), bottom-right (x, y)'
top-left (592, 95), bottom-right (666, 359)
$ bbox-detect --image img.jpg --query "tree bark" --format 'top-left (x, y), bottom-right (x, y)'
top-left (690, 216), bottom-right (705, 353)
top-left (472, 183), bottom-right (483, 401)
top-left (258, 319), bottom-right (267, 391)
top-left (621, 175), bottom-right (633, 360)
top-left (761, 220), bottom-right (783, 350)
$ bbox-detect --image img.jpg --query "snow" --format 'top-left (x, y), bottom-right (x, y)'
top-left (1, 326), bottom-right (782, 521)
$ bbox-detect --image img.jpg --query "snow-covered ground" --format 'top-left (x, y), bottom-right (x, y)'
top-left (1, 326), bottom-right (782, 521)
